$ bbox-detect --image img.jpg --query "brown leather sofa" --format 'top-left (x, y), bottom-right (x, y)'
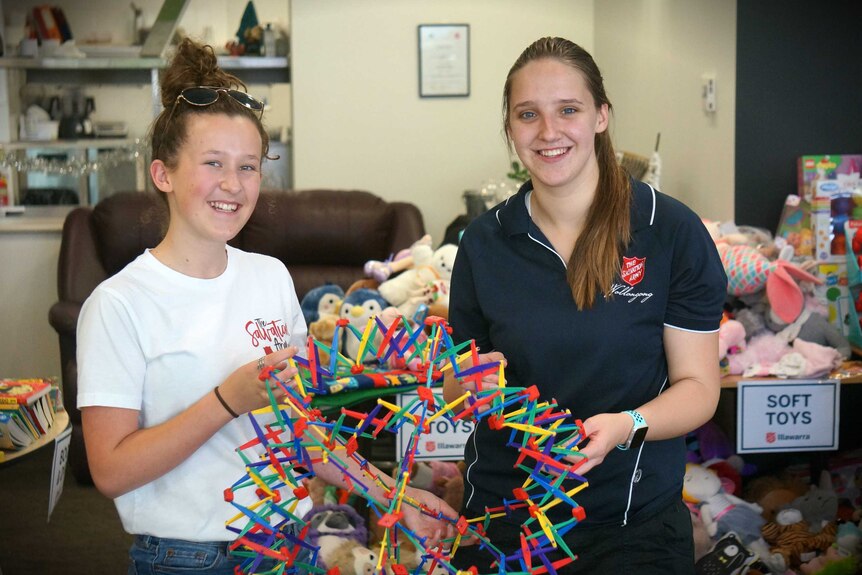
top-left (48, 189), bottom-right (424, 484)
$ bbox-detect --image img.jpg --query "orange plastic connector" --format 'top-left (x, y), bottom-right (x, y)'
top-left (346, 436), bottom-right (359, 457)
top-left (293, 486), bottom-right (309, 499)
top-left (456, 515), bottom-right (469, 534)
top-left (416, 386), bottom-right (435, 403)
top-left (258, 366), bottom-right (275, 381)
top-left (488, 414), bottom-right (504, 430)
top-left (512, 488), bottom-right (529, 501)
top-left (224, 488), bottom-right (234, 502)
top-left (377, 512), bottom-right (403, 528)
top-left (572, 506), bottom-right (586, 521)
top-left (293, 419), bottom-right (307, 438)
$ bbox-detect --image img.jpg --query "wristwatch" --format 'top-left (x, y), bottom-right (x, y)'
top-left (617, 410), bottom-right (648, 451)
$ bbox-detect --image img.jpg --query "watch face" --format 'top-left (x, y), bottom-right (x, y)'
top-left (630, 426), bottom-right (648, 449)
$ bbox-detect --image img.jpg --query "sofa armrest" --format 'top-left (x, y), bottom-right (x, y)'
top-left (48, 300), bottom-right (81, 337)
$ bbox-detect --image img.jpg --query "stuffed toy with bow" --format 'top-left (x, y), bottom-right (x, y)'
top-left (378, 243), bottom-right (457, 319)
top-left (364, 234), bottom-right (433, 283)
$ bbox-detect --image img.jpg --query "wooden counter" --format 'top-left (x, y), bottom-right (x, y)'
top-left (720, 361), bottom-right (862, 388)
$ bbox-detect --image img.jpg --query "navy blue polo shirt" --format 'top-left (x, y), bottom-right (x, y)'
top-left (449, 179), bottom-right (726, 528)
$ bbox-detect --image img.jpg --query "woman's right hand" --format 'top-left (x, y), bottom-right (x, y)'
top-left (460, 351), bottom-right (506, 415)
top-left (216, 346), bottom-right (300, 416)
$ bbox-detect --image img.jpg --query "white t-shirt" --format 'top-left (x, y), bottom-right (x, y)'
top-left (77, 246), bottom-right (312, 541)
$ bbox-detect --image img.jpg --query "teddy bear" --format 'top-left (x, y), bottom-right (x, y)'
top-left (364, 234), bottom-right (433, 283)
top-left (377, 242), bottom-right (457, 319)
top-left (744, 474), bottom-right (808, 523)
top-left (683, 463), bottom-right (786, 573)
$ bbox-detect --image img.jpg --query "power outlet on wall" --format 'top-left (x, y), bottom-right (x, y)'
top-left (702, 73), bottom-right (717, 113)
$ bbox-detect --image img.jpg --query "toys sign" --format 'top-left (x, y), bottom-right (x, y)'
top-left (396, 389), bottom-right (474, 461)
top-left (736, 380), bottom-right (839, 453)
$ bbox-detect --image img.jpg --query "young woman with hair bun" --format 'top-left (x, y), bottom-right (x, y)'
top-left (77, 38), bottom-right (457, 574)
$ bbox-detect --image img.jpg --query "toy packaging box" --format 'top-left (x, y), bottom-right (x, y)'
top-left (798, 154), bottom-right (862, 202)
top-left (775, 194), bottom-right (813, 258)
top-left (810, 179), bottom-right (862, 262)
top-left (812, 260), bottom-right (851, 333)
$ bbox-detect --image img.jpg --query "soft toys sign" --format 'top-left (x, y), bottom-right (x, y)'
top-left (736, 380), bottom-right (840, 453)
top-left (396, 388), bottom-right (475, 461)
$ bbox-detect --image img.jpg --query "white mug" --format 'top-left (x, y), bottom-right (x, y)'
top-left (19, 38), bottom-right (38, 57)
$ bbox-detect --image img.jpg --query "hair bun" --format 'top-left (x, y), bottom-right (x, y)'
top-left (160, 38), bottom-right (245, 108)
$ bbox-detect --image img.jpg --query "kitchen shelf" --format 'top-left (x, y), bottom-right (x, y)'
top-left (0, 55), bottom-right (288, 70)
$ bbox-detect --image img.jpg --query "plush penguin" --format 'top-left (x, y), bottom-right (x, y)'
top-left (339, 288), bottom-right (389, 361)
top-left (300, 284), bottom-right (345, 326)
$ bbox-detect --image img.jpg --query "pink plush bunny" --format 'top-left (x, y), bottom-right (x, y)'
top-left (718, 243), bottom-right (822, 324)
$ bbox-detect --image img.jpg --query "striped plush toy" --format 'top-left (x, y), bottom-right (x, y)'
top-left (718, 243), bottom-right (822, 324)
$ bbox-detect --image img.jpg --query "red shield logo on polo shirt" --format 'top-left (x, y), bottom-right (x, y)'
top-left (426, 441), bottom-right (437, 453)
top-left (621, 256), bottom-right (646, 286)
top-left (766, 432), bottom-right (776, 444)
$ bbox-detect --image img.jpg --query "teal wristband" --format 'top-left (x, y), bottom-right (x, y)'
top-left (617, 409), bottom-right (648, 450)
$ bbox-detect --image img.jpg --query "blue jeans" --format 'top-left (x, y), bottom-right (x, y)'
top-left (128, 532), bottom-right (316, 574)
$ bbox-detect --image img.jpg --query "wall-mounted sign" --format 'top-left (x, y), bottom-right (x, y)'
top-left (418, 24), bottom-right (470, 98)
top-left (736, 380), bottom-right (839, 454)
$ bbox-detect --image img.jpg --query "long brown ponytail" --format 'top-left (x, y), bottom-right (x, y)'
top-left (503, 37), bottom-right (631, 309)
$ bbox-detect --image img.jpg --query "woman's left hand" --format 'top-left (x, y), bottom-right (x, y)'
top-left (401, 485), bottom-right (459, 548)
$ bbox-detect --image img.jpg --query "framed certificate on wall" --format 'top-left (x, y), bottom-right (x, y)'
top-left (418, 24), bottom-right (470, 98)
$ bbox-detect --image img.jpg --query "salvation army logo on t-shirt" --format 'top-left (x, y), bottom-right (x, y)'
top-left (621, 256), bottom-right (646, 287)
top-left (245, 318), bottom-right (289, 354)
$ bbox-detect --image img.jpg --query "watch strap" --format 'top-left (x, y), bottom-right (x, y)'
top-left (617, 409), bottom-right (647, 450)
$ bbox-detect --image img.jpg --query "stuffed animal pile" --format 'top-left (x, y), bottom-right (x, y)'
top-left (300, 235), bottom-right (459, 375)
top-left (690, 462), bottom-right (862, 575)
top-left (704, 219), bottom-right (852, 379)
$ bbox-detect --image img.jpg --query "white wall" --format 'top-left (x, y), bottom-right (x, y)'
top-left (291, 0), bottom-right (594, 243)
top-left (0, 230), bottom-right (61, 378)
top-left (595, 0), bottom-right (736, 221)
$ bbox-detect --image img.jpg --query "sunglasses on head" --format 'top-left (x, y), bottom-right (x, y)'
top-left (163, 86), bottom-right (264, 129)
top-left (176, 86), bottom-right (264, 116)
